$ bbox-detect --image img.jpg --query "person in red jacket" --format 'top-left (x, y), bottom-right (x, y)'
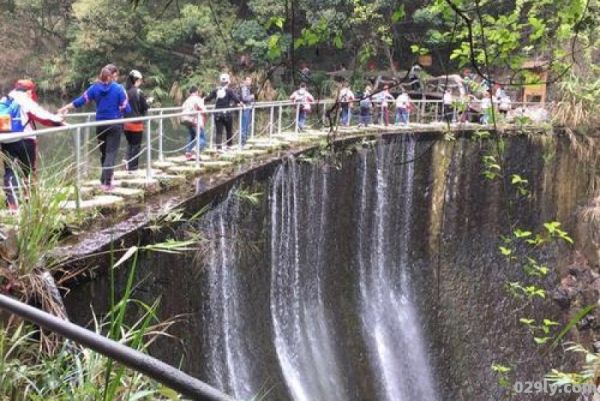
top-left (0, 79), bottom-right (64, 210)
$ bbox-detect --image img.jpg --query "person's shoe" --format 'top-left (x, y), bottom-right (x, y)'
top-left (185, 152), bottom-right (194, 161)
top-left (7, 202), bottom-right (18, 214)
top-left (100, 184), bottom-right (114, 193)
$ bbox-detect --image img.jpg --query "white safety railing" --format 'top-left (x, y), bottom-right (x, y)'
top-left (0, 98), bottom-right (549, 209)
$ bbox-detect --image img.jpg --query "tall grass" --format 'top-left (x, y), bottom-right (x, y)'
top-left (0, 247), bottom-right (181, 401)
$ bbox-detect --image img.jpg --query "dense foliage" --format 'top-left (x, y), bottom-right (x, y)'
top-left (1, 0), bottom-right (598, 104)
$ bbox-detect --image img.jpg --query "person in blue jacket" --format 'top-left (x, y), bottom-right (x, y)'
top-left (59, 64), bottom-right (130, 192)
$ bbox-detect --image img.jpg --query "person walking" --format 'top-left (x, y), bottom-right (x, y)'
top-left (205, 73), bottom-right (242, 150)
top-left (479, 92), bottom-right (493, 124)
top-left (240, 76), bottom-right (255, 145)
top-left (181, 86), bottom-right (206, 159)
top-left (289, 83), bottom-right (315, 132)
top-left (395, 89), bottom-right (411, 125)
top-left (59, 64), bottom-right (130, 192)
top-left (498, 93), bottom-right (512, 118)
top-left (358, 86), bottom-right (373, 127)
top-left (443, 88), bottom-right (454, 123)
top-left (339, 82), bottom-right (355, 126)
top-left (123, 69), bottom-right (151, 172)
top-left (0, 79), bottom-right (63, 210)
top-left (377, 85), bottom-right (395, 126)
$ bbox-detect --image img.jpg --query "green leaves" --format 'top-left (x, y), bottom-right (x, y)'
top-left (491, 363), bottom-right (512, 388)
top-left (482, 155), bottom-right (502, 180)
top-left (511, 174), bottom-right (530, 196)
top-left (234, 189), bottom-right (264, 207)
top-left (492, 363), bottom-right (512, 373)
top-left (267, 16), bottom-right (285, 30)
top-left (391, 6), bottom-right (405, 23)
top-left (267, 34), bottom-right (283, 59)
top-left (519, 318), bottom-right (535, 326)
top-left (513, 229), bottom-right (533, 238)
top-left (333, 33), bottom-right (344, 49)
top-left (410, 44), bottom-right (430, 56)
top-left (519, 317), bottom-right (561, 346)
top-left (544, 221), bottom-right (574, 244)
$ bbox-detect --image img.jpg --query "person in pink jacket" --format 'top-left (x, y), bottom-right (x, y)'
top-left (0, 79), bottom-right (64, 210)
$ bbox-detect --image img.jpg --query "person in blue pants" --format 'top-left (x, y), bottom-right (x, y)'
top-left (240, 76), bottom-right (255, 145)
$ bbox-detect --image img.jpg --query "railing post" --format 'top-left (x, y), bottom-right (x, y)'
top-left (322, 101), bottom-right (327, 126)
top-left (158, 110), bottom-right (164, 161)
top-left (250, 105), bottom-right (256, 139)
top-left (239, 107), bottom-right (243, 149)
top-left (83, 116), bottom-right (91, 175)
top-left (145, 119), bottom-right (152, 181)
top-left (278, 105), bottom-right (282, 135)
top-left (75, 127), bottom-right (81, 210)
top-left (209, 114), bottom-right (214, 150)
top-left (294, 103), bottom-right (300, 134)
top-left (269, 106), bottom-right (274, 139)
top-left (196, 111), bottom-right (201, 168)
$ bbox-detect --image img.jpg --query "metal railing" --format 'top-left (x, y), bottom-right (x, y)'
top-left (0, 293), bottom-right (237, 401)
top-left (0, 98), bottom-right (549, 209)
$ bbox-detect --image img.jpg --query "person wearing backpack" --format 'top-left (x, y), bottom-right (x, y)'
top-left (358, 85), bottom-right (373, 127)
top-left (289, 83), bottom-right (314, 132)
top-left (205, 73), bottom-right (242, 151)
top-left (123, 70), bottom-right (151, 172)
top-left (59, 64), bottom-right (130, 192)
top-left (0, 79), bottom-right (64, 210)
top-left (338, 81), bottom-right (355, 126)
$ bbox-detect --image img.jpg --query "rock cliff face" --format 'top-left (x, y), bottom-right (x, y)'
top-left (65, 132), bottom-right (599, 401)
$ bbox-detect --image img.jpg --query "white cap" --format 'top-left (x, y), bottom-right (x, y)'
top-left (219, 73), bottom-right (230, 84)
top-left (130, 69), bottom-right (143, 80)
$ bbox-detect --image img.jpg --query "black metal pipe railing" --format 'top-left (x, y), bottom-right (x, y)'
top-left (0, 293), bottom-right (237, 401)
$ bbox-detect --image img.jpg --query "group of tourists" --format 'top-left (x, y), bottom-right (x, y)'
top-left (0, 66), bottom-right (257, 211)
top-left (0, 62), bottom-right (513, 212)
top-left (336, 82), bottom-right (415, 127)
top-left (335, 77), bottom-right (513, 127)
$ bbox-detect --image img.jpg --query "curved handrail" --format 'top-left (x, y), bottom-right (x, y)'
top-left (0, 293), bottom-right (238, 401)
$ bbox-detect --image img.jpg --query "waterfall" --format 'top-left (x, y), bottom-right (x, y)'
top-left (203, 193), bottom-right (255, 399)
top-left (270, 158), bottom-right (348, 401)
top-left (357, 138), bottom-right (439, 401)
top-left (200, 137), bottom-right (439, 401)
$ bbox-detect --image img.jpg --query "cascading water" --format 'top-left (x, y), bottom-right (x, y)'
top-left (203, 194), bottom-right (256, 399)
top-left (268, 137), bottom-right (438, 401)
top-left (68, 134), bottom-right (586, 401)
top-left (270, 160), bottom-right (349, 401)
top-left (356, 139), bottom-right (439, 401)
top-left (198, 137), bottom-right (440, 401)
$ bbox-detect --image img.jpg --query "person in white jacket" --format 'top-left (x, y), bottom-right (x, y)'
top-left (181, 86), bottom-right (206, 160)
top-left (289, 83), bottom-right (315, 131)
top-left (0, 79), bottom-right (64, 210)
